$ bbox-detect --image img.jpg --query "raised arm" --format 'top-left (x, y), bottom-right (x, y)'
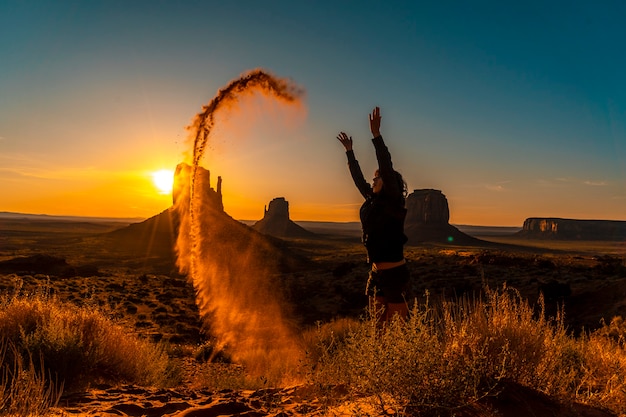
top-left (369, 107), bottom-right (401, 197)
top-left (336, 131), bottom-right (353, 151)
top-left (337, 132), bottom-right (372, 199)
top-left (369, 106), bottom-right (381, 138)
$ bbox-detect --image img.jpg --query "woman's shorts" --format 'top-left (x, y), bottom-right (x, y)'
top-left (366, 263), bottom-right (410, 303)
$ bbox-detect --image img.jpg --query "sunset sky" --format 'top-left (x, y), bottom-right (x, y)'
top-left (1, 1), bottom-right (624, 226)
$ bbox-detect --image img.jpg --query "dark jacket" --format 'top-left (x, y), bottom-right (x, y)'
top-left (346, 135), bottom-right (407, 263)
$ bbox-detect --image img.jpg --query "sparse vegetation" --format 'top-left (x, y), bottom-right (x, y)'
top-left (2, 278), bottom-right (626, 416)
top-left (0, 289), bottom-right (173, 415)
top-left (2, 219), bottom-right (626, 416)
top-left (310, 285), bottom-right (626, 416)
top-left (0, 338), bottom-right (63, 417)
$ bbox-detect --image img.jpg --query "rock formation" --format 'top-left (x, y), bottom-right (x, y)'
top-left (105, 164), bottom-right (307, 269)
top-left (518, 218), bottom-right (626, 241)
top-left (404, 189), bottom-right (479, 245)
top-left (406, 189), bottom-right (450, 225)
top-left (173, 163), bottom-right (224, 213)
top-left (104, 206), bottom-right (183, 268)
top-left (252, 197), bottom-right (314, 238)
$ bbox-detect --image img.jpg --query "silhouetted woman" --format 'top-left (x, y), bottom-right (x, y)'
top-left (337, 107), bottom-right (410, 323)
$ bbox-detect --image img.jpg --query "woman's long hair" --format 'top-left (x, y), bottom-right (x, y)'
top-left (394, 170), bottom-right (408, 199)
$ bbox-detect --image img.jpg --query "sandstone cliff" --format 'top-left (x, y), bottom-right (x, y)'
top-left (172, 163), bottom-right (224, 213)
top-left (252, 197), bottom-right (314, 238)
top-left (518, 218), bottom-right (626, 240)
top-left (404, 189), bottom-right (480, 245)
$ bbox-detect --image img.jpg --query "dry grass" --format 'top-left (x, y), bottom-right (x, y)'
top-left (0, 339), bottom-right (63, 417)
top-left (310, 285), bottom-right (626, 416)
top-left (0, 289), bottom-right (174, 415)
top-left (3, 269), bottom-right (626, 416)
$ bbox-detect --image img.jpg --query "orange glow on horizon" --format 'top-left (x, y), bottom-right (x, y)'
top-left (3, 168), bottom-right (175, 220)
top-left (3, 162), bottom-right (532, 225)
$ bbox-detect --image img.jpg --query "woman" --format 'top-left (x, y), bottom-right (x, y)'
top-left (337, 107), bottom-right (410, 323)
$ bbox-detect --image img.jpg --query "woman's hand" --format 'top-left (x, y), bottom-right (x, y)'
top-left (369, 106), bottom-right (381, 137)
top-left (337, 132), bottom-right (353, 151)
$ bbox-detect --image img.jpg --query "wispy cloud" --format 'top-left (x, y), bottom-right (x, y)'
top-left (0, 153), bottom-right (59, 180)
top-left (485, 184), bottom-right (505, 192)
top-left (537, 178), bottom-right (609, 187)
top-left (0, 153), bottom-right (103, 181)
top-left (484, 180), bottom-right (511, 192)
top-left (583, 180), bottom-right (608, 186)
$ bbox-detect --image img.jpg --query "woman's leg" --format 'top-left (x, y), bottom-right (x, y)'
top-left (386, 301), bottom-right (408, 320)
top-left (379, 264), bottom-right (410, 321)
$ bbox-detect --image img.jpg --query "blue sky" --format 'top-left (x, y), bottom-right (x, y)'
top-left (1, 0), bottom-right (624, 225)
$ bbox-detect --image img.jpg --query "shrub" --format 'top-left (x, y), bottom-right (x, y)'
top-left (311, 285), bottom-right (626, 415)
top-left (0, 293), bottom-right (172, 392)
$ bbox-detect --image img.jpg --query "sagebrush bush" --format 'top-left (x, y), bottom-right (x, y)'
top-left (569, 332), bottom-right (626, 411)
top-left (311, 285), bottom-right (626, 416)
top-left (0, 293), bottom-right (172, 392)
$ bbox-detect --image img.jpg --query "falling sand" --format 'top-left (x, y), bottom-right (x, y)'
top-left (174, 69), bottom-right (306, 383)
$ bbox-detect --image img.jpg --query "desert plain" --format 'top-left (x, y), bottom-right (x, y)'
top-left (1, 213), bottom-right (625, 416)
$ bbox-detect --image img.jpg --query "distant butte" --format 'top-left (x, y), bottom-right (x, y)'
top-left (404, 189), bottom-right (482, 245)
top-left (517, 218), bottom-right (626, 241)
top-left (252, 197), bottom-right (314, 239)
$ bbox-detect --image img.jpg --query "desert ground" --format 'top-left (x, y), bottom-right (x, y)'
top-left (1, 214), bottom-right (625, 416)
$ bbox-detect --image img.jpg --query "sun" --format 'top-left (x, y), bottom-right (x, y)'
top-left (152, 169), bottom-right (174, 195)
